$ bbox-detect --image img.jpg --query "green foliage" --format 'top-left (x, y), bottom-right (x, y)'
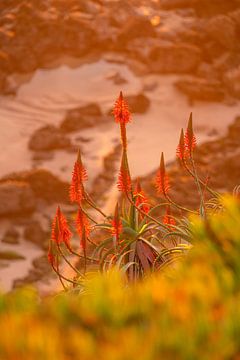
top-left (1, 197), bottom-right (240, 359)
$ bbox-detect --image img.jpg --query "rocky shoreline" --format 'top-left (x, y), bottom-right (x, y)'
top-left (1, 0), bottom-right (240, 100)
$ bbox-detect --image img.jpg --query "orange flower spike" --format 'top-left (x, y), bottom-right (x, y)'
top-left (111, 203), bottom-right (122, 246)
top-left (117, 150), bottom-right (132, 193)
top-left (134, 179), bottom-right (150, 214)
top-left (113, 91), bottom-right (131, 125)
top-left (163, 205), bottom-right (176, 229)
top-left (156, 152), bottom-right (170, 196)
top-left (70, 149), bottom-right (88, 204)
top-left (185, 113), bottom-right (196, 158)
top-left (176, 128), bottom-right (186, 161)
top-left (51, 206), bottom-right (72, 250)
top-left (113, 91), bottom-right (131, 150)
top-left (76, 207), bottom-right (90, 252)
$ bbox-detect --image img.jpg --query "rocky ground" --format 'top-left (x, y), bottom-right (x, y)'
top-left (0, 0), bottom-right (240, 291)
top-left (1, 0), bottom-right (240, 100)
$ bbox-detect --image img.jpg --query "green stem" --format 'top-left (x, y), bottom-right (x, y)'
top-left (183, 160), bottom-right (219, 198)
top-left (57, 244), bottom-right (84, 277)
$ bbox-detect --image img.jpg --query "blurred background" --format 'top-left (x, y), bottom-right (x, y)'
top-left (0, 0), bottom-right (240, 293)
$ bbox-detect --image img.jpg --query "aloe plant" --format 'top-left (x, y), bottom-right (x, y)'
top-left (48, 92), bottom-right (220, 289)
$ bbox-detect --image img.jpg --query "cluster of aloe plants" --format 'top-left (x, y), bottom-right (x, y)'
top-left (48, 92), bottom-right (219, 289)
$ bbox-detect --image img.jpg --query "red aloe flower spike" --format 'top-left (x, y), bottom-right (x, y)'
top-left (134, 179), bottom-right (150, 214)
top-left (113, 91), bottom-right (131, 124)
top-left (117, 150), bottom-right (132, 193)
top-left (176, 128), bottom-right (186, 161)
top-left (111, 203), bottom-right (122, 247)
top-left (185, 113), bottom-right (196, 158)
top-left (70, 149), bottom-right (88, 204)
top-left (113, 92), bottom-right (131, 149)
top-left (163, 205), bottom-right (176, 229)
top-left (51, 206), bottom-right (72, 250)
top-left (156, 152), bottom-right (170, 196)
top-left (76, 207), bottom-right (90, 252)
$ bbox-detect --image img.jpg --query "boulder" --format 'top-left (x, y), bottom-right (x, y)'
top-left (117, 16), bottom-right (156, 48)
top-left (28, 125), bottom-right (71, 151)
top-left (126, 94), bottom-right (151, 114)
top-left (1, 169), bottom-right (69, 204)
top-left (0, 181), bottom-right (36, 216)
top-left (24, 220), bottom-right (48, 248)
top-left (224, 66), bottom-right (240, 99)
top-left (228, 116), bottom-right (240, 142)
top-left (206, 15), bottom-right (237, 50)
top-left (149, 41), bottom-right (201, 73)
top-left (175, 77), bottom-right (225, 102)
top-left (60, 104), bottom-right (109, 133)
top-left (32, 255), bottom-right (51, 274)
top-left (160, 0), bottom-right (199, 9)
top-left (2, 227), bottom-right (20, 245)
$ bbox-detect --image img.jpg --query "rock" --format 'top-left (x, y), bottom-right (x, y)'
top-left (61, 115), bottom-right (96, 132)
top-left (1, 169), bottom-right (69, 204)
top-left (32, 151), bottom-right (54, 161)
top-left (90, 144), bottom-right (121, 200)
top-left (228, 116), bottom-right (240, 142)
top-left (126, 94), bottom-right (150, 113)
top-left (160, 0), bottom-right (198, 9)
top-left (2, 227), bottom-right (20, 245)
top-left (0, 181), bottom-right (36, 217)
top-left (24, 221), bottom-right (48, 248)
top-left (0, 50), bottom-right (10, 73)
top-left (216, 152), bottom-right (240, 188)
top-left (229, 9), bottom-right (240, 28)
top-left (63, 20), bottom-right (98, 57)
top-left (206, 15), bottom-right (237, 50)
top-left (60, 104), bottom-right (110, 133)
top-left (29, 125), bottom-right (71, 151)
top-left (0, 250), bottom-right (25, 261)
top-left (75, 136), bottom-right (92, 143)
top-left (0, 71), bottom-right (7, 93)
top-left (13, 255), bottom-right (52, 289)
top-left (13, 270), bottom-right (42, 288)
top-left (212, 53), bottom-right (240, 74)
top-left (117, 16), bottom-right (156, 48)
top-left (74, 103), bottom-right (102, 117)
top-left (32, 255), bottom-right (51, 274)
top-left (24, 169), bottom-right (69, 203)
top-left (224, 66), bottom-right (240, 99)
top-left (175, 77), bottom-right (225, 102)
top-left (149, 41), bottom-right (201, 74)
